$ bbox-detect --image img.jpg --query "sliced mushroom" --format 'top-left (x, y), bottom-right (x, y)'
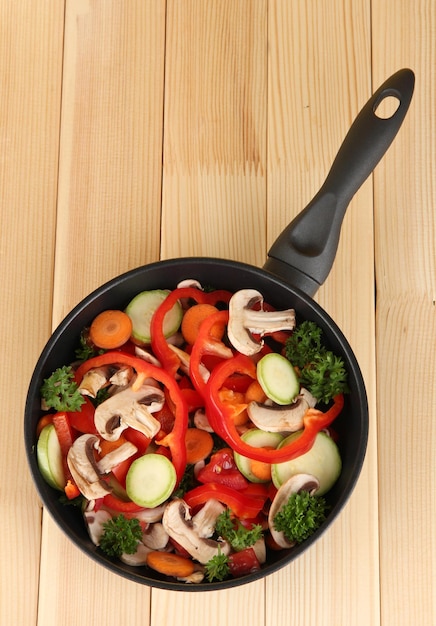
top-left (134, 345), bottom-right (161, 367)
top-left (193, 408), bottom-right (213, 432)
top-left (141, 522), bottom-right (169, 550)
top-left (268, 473), bottom-right (320, 548)
top-left (192, 499), bottom-right (226, 538)
top-left (120, 542), bottom-right (152, 566)
top-left (78, 366), bottom-right (112, 398)
top-left (83, 502), bottom-right (112, 546)
top-left (247, 388), bottom-right (317, 433)
top-left (251, 537), bottom-right (267, 564)
top-left (94, 379), bottom-right (165, 441)
top-left (177, 279), bottom-right (203, 290)
top-left (162, 499), bottom-right (231, 564)
top-left (67, 434), bottom-right (111, 500)
top-left (109, 365), bottom-right (134, 387)
top-left (96, 441), bottom-right (138, 474)
top-left (227, 289), bottom-right (296, 355)
top-left (177, 568), bottom-right (206, 584)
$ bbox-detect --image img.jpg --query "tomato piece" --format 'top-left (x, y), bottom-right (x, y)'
top-left (228, 547), bottom-right (261, 578)
top-left (196, 448), bottom-right (248, 490)
top-left (154, 402), bottom-right (176, 435)
top-left (222, 374), bottom-right (253, 394)
top-left (68, 397), bottom-right (98, 435)
top-left (123, 428), bottom-right (151, 455)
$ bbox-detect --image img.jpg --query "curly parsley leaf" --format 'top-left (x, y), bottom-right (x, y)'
top-left (285, 320), bottom-right (349, 404)
top-left (215, 509), bottom-right (263, 552)
top-left (204, 548), bottom-right (230, 582)
top-left (40, 365), bottom-right (85, 412)
top-left (99, 514), bottom-right (142, 558)
top-left (273, 491), bottom-right (329, 544)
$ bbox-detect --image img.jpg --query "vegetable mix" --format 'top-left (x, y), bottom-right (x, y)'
top-left (36, 281), bottom-right (348, 583)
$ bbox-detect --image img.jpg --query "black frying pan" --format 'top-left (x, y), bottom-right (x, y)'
top-left (24, 69), bottom-right (414, 591)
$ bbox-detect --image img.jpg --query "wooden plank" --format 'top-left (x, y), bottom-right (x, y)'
top-left (53, 0), bottom-right (166, 323)
top-left (161, 0), bottom-right (267, 266)
top-left (266, 2), bottom-right (379, 625)
top-left (153, 1), bottom-right (268, 624)
top-left (372, 2), bottom-right (436, 625)
top-left (37, 2), bottom-right (166, 624)
top-left (0, 2), bottom-right (64, 625)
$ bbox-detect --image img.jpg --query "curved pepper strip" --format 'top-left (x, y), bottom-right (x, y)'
top-left (183, 483), bottom-right (267, 519)
top-left (189, 309), bottom-right (230, 396)
top-left (150, 287), bottom-right (211, 378)
top-left (205, 353), bottom-right (345, 463)
top-left (150, 287), bottom-right (233, 378)
top-left (74, 351), bottom-right (189, 483)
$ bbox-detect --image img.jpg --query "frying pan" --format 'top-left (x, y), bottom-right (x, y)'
top-left (24, 69), bottom-right (414, 590)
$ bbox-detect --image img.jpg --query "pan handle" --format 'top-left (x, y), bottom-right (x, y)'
top-left (264, 68), bottom-right (415, 296)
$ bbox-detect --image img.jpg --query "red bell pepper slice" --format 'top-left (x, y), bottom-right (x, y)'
top-left (102, 493), bottom-right (145, 513)
top-left (51, 412), bottom-right (79, 496)
top-left (205, 353), bottom-right (345, 463)
top-left (68, 396), bottom-right (98, 435)
top-left (150, 287), bottom-right (212, 378)
top-left (189, 309), bottom-right (230, 396)
top-left (183, 483), bottom-right (267, 519)
top-left (75, 352), bottom-right (189, 483)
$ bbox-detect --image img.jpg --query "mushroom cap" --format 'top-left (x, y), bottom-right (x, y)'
top-left (67, 434), bottom-right (111, 500)
top-left (162, 499), bottom-right (231, 565)
top-left (94, 380), bottom-right (165, 441)
top-left (227, 289), bottom-right (296, 356)
top-left (268, 473), bottom-right (320, 548)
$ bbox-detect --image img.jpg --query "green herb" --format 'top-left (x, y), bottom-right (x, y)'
top-left (215, 509), bottom-right (263, 551)
top-left (173, 464), bottom-right (196, 498)
top-left (75, 330), bottom-right (105, 362)
top-left (40, 365), bottom-right (85, 412)
top-left (204, 547), bottom-right (230, 582)
top-left (99, 514), bottom-right (143, 558)
top-left (285, 320), bottom-right (349, 404)
top-left (273, 491), bottom-right (329, 544)
top-left (58, 493), bottom-right (84, 507)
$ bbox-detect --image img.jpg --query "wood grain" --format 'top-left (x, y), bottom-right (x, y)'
top-left (372, 2), bottom-right (436, 625)
top-left (1, 0), bottom-right (433, 624)
top-left (0, 2), bottom-right (64, 625)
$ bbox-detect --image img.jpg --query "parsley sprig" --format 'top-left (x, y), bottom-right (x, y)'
top-left (285, 320), bottom-right (349, 404)
top-left (273, 491), bottom-right (329, 544)
top-left (40, 365), bottom-right (85, 412)
top-left (99, 514), bottom-right (143, 558)
top-left (204, 547), bottom-right (230, 582)
top-left (215, 509), bottom-right (263, 552)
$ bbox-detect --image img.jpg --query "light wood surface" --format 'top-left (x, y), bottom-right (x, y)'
top-left (1, 2), bottom-right (434, 625)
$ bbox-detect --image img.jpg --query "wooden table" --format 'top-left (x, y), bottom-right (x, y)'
top-left (1, 2), bottom-right (434, 625)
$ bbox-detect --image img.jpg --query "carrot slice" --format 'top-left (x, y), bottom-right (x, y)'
top-left (245, 380), bottom-right (267, 404)
top-left (181, 303), bottom-right (224, 345)
top-left (249, 458), bottom-right (272, 482)
top-left (146, 551), bottom-right (195, 578)
top-left (184, 428), bottom-right (214, 464)
top-left (89, 310), bottom-right (133, 349)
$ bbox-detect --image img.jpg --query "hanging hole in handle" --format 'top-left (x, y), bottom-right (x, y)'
top-left (373, 91), bottom-right (401, 119)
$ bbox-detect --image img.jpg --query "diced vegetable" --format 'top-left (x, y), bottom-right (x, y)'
top-left (36, 424), bottom-right (65, 490)
top-left (234, 430), bottom-right (283, 483)
top-left (271, 431), bottom-right (342, 496)
top-left (126, 453), bottom-right (177, 508)
top-left (256, 353), bottom-right (300, 405)
top-left (36, 283), bottom-right (349, 584)
top-left (125, 289), bottom-right (182, 345)
top-left (89, 309), bottom-right (133, 349)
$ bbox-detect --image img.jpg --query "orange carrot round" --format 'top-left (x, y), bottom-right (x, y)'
top-left (89, 310), bottom-right (133, 349)
top-left (181, 303), bottom-right (224, 345)
top-left (245, 380), bottom-right (267, 404)
top-left (146, 551), bottom-right (195, 578)
top-left (185, 428), bottom-right (214, 464)
top-left (249, 458), bottom-right (272, 482)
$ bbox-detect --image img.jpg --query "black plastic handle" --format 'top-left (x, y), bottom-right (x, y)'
top-left (264, 68), bottom-right (415, 296)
